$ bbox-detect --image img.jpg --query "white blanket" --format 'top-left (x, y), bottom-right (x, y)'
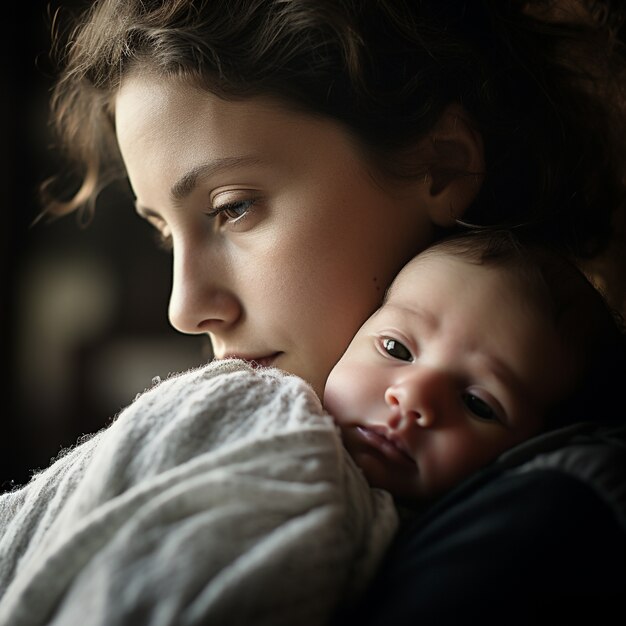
top-left (0, 360), bottom-right (397, 626)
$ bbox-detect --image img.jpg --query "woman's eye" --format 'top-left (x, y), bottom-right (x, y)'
top-left (208, 199), bottom-right (256, 222)
top-left (462, 392), bottom-right (499, 422)
top-left (381, 338), bottom-right (413, 361)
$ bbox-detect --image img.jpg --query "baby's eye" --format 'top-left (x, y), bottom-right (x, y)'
top-left (462, 392), bottom-right (499, 422)
top-left (381, 338), bottom-right (413, 361)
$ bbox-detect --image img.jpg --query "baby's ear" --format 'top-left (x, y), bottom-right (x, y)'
top-left (422, 103), bottom-right (485, 227)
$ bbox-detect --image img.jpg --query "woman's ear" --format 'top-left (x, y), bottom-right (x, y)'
top-left (422, 103), bottom-right (485, 227)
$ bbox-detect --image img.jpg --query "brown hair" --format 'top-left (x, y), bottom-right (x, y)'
top-left (423, 229), bottom-right (626, 429)
top-left (43, 0), bottom-right (626, 258)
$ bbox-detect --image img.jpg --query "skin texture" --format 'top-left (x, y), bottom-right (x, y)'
top-left (323, 252), bottom-right (578, 502)
top-left (114, 72), bottom-right (482, 396)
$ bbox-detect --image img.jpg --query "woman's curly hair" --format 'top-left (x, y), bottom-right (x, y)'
top-left (43, 0), bottom-right (626, 260)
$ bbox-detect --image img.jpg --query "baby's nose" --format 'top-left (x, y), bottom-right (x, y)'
top-left (385, 389), bottom-right (422, 429)
top-left (384, 366), bottom-right (453, 428)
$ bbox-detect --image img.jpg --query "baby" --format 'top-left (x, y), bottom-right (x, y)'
top-left (324, 230), bottom-right (625, 503)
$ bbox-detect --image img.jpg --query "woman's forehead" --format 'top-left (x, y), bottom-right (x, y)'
top-left (114, 73), bottom-right (359, 204)
top-left (115, 73), bottom-right (287, 137)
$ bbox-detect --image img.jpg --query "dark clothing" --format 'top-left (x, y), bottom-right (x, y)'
top-left (336, 423), bottom-right (626, 626)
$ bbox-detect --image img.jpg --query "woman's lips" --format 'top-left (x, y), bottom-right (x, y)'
top-left (351, 426), bottom-right (416, 469)
top-left (248, 354), bottom-right (281, 368)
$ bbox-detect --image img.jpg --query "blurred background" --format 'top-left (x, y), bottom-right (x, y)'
top-left (2, 2), bottom-right (206, 490)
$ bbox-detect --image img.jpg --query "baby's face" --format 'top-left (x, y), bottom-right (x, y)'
top-left (323, 253), bottom-right (576, 502)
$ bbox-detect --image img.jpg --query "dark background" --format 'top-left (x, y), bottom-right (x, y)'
top-left (2, 2), bottom-right (204, 490)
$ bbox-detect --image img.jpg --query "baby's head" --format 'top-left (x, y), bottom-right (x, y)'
top-left (324, 230), bottom-right (625, 502)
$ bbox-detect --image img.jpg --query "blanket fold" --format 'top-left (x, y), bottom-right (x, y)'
top-left (0, 360), bottom-right (397, 626)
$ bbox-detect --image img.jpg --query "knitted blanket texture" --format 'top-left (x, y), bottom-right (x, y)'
top-left (0, 360), bottom-right (397, 626)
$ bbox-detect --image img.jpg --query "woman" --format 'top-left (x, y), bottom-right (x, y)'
top-left (37, 0), bottom-right (626, 623)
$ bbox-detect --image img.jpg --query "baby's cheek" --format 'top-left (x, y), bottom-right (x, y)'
top-left (322, 376), bottom-right (349, 424)
top-left (322, 361), bottom-right (366, 425)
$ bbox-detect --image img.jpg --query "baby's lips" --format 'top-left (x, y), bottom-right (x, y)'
top-left (354, 425), bottom-right (417, 468)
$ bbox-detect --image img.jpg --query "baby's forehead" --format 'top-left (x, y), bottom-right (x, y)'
top-left (385, 250), bottom-right (475, 301)
top-left (382, 249), bottom-right (542, 326)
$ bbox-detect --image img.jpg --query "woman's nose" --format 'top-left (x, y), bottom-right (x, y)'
top-left (384, 367), bottom-right (452, 429)
top-left (167, 244), bottom-right (242, 335)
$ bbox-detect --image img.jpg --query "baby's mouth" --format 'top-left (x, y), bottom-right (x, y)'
top-left (352, 426), bottom-right (416, 469)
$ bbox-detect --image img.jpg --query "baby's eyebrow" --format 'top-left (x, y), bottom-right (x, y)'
top-left (380, 300), bottom-right (439, 332)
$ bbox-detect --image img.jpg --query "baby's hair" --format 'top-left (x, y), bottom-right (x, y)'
top-left (42, 0), bottom-right (626, 260)
top-left (421, 229), bottom-right (626, 429)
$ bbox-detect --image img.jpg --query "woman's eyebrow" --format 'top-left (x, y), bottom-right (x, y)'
top-left (134, 155), bottom-right (266, 218)
top-left (170, 155), bottom-right (265, 205)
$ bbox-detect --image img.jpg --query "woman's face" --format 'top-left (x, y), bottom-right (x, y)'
top-left (115, 73), bottom-right (438, 395)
